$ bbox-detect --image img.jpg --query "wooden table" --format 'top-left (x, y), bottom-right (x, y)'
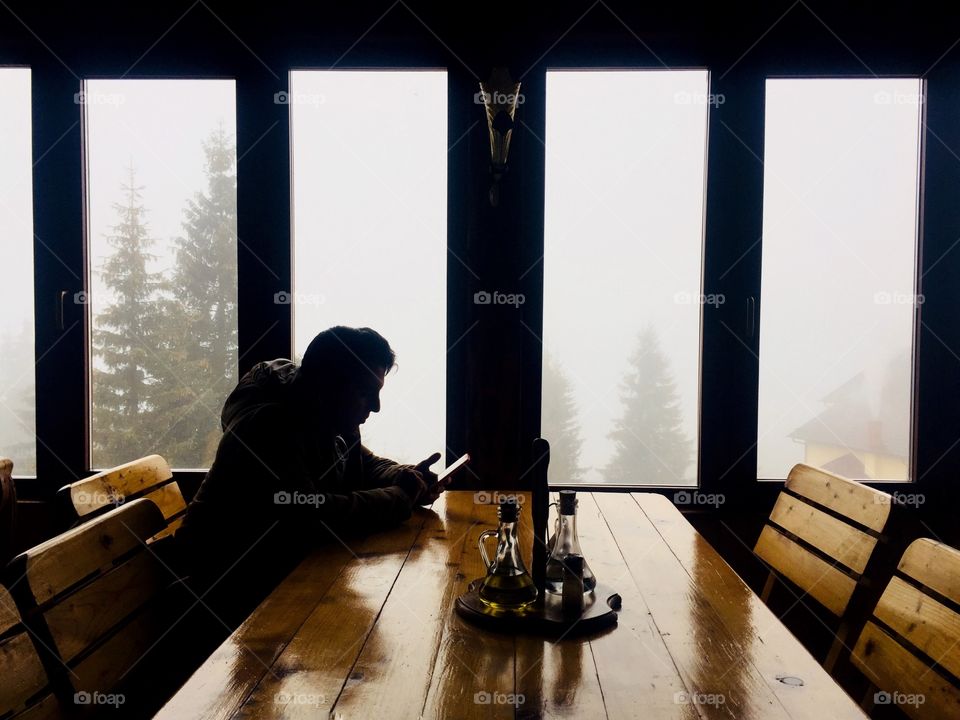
top-left (156, 491), bottom-right (868, 719)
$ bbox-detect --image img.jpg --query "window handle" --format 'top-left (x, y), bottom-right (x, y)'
top-left (746, 296), bottom-right (756, 339)
top-left (58, 290), bottom-right (68, 331)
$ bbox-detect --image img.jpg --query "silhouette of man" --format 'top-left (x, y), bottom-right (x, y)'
top-left (176, 325), bottom-right (445, 625)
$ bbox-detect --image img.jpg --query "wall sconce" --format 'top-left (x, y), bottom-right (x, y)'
top-left (480, 67), bottom-right (521, 207)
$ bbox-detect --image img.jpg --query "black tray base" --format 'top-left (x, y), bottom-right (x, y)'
top-left (455, 580), bottom-right (620, 637)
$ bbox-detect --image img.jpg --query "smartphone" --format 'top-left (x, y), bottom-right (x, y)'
top-left (437, 453), bottom-right (470, 482)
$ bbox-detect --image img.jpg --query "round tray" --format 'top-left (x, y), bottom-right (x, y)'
top-left (455, 580), bottom-right (621, 637)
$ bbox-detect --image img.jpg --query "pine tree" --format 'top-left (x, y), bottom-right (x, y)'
top-left (603, 326), bottom-right (692, 484)
top-left (541, 354), bottom-right (584, 483)
top-left (91, 164), bottom-right (167, 468)
top-left (0, 322), bottom-right (37, 475)
top-left (154, 124), bottom-right (238, 468)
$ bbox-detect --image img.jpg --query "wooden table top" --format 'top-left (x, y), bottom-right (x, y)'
top-left (157, 491), bottom-right (868, 719)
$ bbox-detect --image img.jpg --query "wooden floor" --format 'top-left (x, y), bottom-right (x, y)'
top-left (157, 491), bottom-right (867, 719)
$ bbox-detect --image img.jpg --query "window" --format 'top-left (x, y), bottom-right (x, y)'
top-left (85, 79), bottom-right (238, 470)
top-left (542, 70), bottom-right (710, 486)
top-left (0, 68), bottom-right (36, 475)
top-left (758, 78), bottom-right (922, 481)
top-left (290, 70), bottom-right (447, 464)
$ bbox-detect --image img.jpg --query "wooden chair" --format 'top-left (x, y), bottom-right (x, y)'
top-left (5, 498), bottom-right (190, 715)
top-left (0, 456), bottom-right (16, 567)
top-left (754, 463), bottom-right (894, 669)
top-left (57, 454), bottom-right (186, 541)
top-left (0, 584), bottom-right (61, 719)
top-left (850, 538), bottom-right (960, 719)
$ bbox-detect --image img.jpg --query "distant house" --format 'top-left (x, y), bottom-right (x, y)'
top-left (789, 358), bottom-right (911, 481)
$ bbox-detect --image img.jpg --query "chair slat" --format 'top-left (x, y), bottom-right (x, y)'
top-left (768, 492), bottom-right (877, 573)
top-left (43, 550), bottom-right (168, 662)
top-left (143, 482), bottom-right (187, 522)
top-left (8, 499), bottom-right (166, 606)
top-left (785, 463), bottom-right (891, 532)
top-left (755, 524), bottom-right (856, 616)
top-left (65, 455), bottom-right (173, 518)
top-left (853, 621), bottom-right (960, 720)
top-left (0, 586), bottom-right (57, 718)
top-left (874, 575), bottom-right (960, 681)
top-left (898, 538), bottom-right (960, 602)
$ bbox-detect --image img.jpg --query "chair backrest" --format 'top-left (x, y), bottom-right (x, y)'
top-left (0, 584), bottom-right (61, 718)
top-left (57, 454), bottom-right (185, 540)
top-left (754, 463), bottom-right (893, 616)
top-left (6, 498), bottom-right (174, 700)
top-left (0, 456), bottom-right (16, 566)
top-left (851, 538), bottom-right (960, 720)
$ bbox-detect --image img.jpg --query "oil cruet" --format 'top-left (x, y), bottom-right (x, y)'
top-left (545, 490), bottom-right (597, 594)
top-left (477, 497), bottom-right (538, 609)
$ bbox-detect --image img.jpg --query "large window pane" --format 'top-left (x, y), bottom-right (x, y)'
top-left (0, 68), bottom-right (36, 476)
top-left (291, 70), bottom-right (447, 463)
top-left (758, 78), bottom-right (922, 481)
top-left (543, 70), bottom-right (709, 486)
top-left (86, 79), bottom-right (238, 470)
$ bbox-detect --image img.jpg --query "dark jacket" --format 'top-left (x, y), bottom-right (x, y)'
top-left (175, 359), bottom-right (418, 609)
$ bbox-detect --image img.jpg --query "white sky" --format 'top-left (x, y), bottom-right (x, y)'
top-left (758, 78), bottom-right (920, 481)
top-left (291, 70), bottom-right (447, 467)
top-left (544, 70), bottom-right (709, 486)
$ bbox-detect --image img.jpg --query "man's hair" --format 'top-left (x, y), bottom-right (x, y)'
top-left (299, 326), bottom-right (396, 383)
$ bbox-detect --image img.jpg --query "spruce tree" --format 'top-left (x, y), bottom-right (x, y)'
top-left (0, 322), bottom-right (37, 475)
top-left (91, 164), bottom-right (166, 468)
top-left (603, 326), bottom-right (692, 484)
top-left (541, 354), bottom-right (584, 483)
top-left (154, 124), bottom-right (238, 467)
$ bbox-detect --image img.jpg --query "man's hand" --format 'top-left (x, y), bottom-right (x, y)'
top-left (413, 452), bottom-right (444, 505)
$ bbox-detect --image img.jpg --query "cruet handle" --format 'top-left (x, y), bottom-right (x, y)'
top-left (478, 529), bottom-right (498, 570)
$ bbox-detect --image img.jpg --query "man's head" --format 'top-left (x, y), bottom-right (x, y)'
top-left (298, 326), bottom-right (396, 430)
